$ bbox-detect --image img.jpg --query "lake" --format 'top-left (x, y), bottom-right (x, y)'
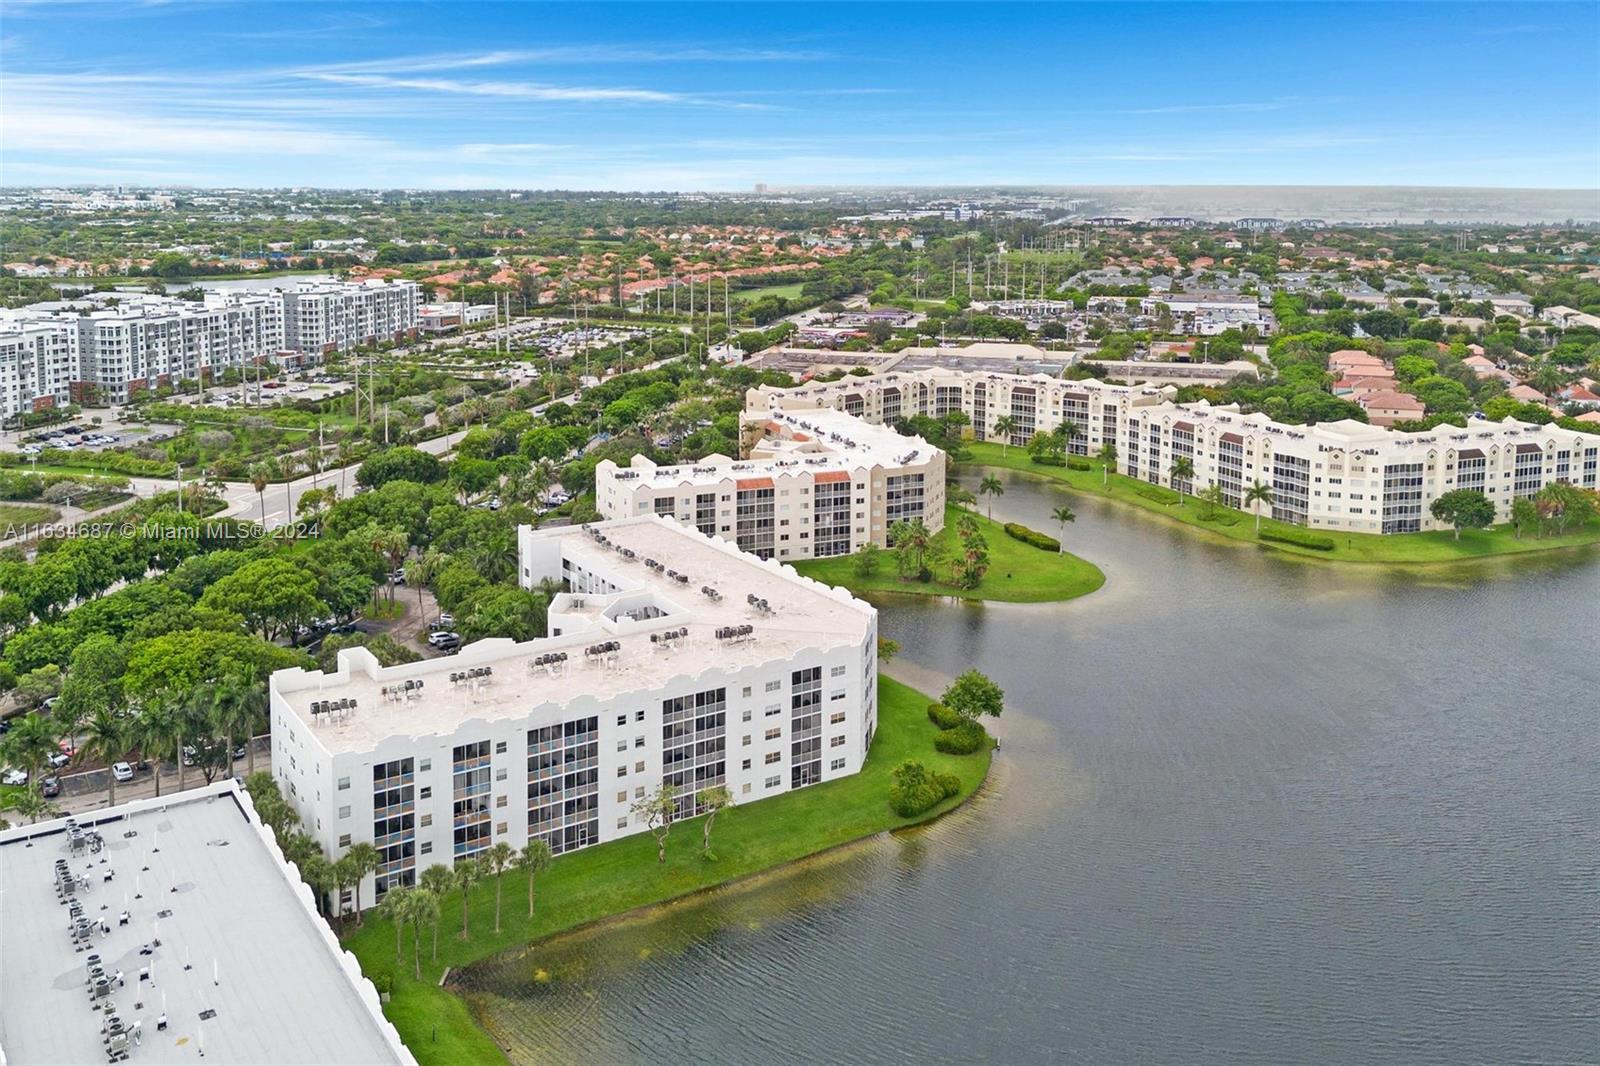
top-left (455, 468), bottom-right (1600, 1064)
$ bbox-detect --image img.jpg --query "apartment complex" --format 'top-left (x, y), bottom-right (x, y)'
top-left (269, 516), bottom-right (878, 906)
top-left (0, 279), bottom-right (419, 416)
top-left (596, 404), bottom-right (945, 561)
top-left (750, 369), bottom-right (1599, 534)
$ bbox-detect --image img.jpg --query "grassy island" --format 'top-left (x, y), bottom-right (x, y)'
top-left (964, 442), bottom-right (1600, 565)
top-left (345, 676), bottom-right (990, 1065)
top-left (793, 504), bottom-right (1105, 602)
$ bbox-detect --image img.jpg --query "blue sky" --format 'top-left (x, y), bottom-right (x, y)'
top-left (2, 1), bottom-right (1597, 190)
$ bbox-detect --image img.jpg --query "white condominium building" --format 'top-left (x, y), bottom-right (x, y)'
top-left (0, 279), bottom-right (419, 417)
top-left (596, 404), bottom-right (945, 561)
top-left (282, 279), bottom-right (421, 355)
top-left (269, 516), bottom-right (878, 907)
top-left (751, 369), bottom-right (1599, 535)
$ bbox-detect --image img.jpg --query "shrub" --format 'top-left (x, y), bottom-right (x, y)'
top-left (1136, 484), bottom-right (1182, 505)
top-left (1003, 522), bottom-right (1060, 552)
top-left (1259, 528), bottom-right (1336, 551)
top-left (1030, 454), bottom-right (1066, 467)
top-left (933, 720), bottom-right (989, 754)
top-left (927, 702), bottom-right (963, 730)
top-left (888, 759), bottom-right (962, 817)
top-left (1066, 458), bottom-right (1092, 471)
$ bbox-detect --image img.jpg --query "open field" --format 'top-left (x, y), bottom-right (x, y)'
top-left (794, 504), bottom-right (1104, 602)
top-left (344, 676), bottom-right (991, 1066)
top-left (964, 442), bottom-right (1600, 564)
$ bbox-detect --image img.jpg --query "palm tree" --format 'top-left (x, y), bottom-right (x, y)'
top-left (1169, 456), bottom-right (1195, 498)
top-left (299, 853), bottom-right (334, 919)
top-left (1059, 420), bottom-right (1081, 455)
top-left (78, 709), bottom-right (128, 808)
top-left (209, 671), bottom-right (267, 776)
top-left (377, 886), bottom-right (413, 966)
top-left (888, 519), bottom-right (932, 580)
top-left (3, 785), bottom-right (60, 825)
top-left (454, 857), bottom-right (484, 939)
top-left (405, 889), bottom-right (439, 981)
top-left (418, 864), bottom-right (454, 960)
top-left (248, 463), bottom-right (271, 525)
top-left (947, 485), bottom-right (977, 512)
top-left (992, 415), bottom-right (1017, 454)
top-left (406, 547), bottom-right (449, 615)
top-left (344, 842), bottom-right (381, 925)
top-left (134, 704), bottom-right (179, 797)
top-left (1244, 480), bottom-right (1275, 532)
top-left (1050, 505), bottom-right (1076, 551)
top-left (484, 842), bottom-right (514, 934)
top-left (978, 475), bottom-right (1004, 520)
top-left (2, 712), bottom-right (60, 788)
top-left (1097, 442), bottom-right (1117, 485)
top-left (514, 839), bottom-right (553, 920)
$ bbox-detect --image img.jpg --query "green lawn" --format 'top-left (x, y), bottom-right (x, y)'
top-left (734, 281), bottom-right (806, 301)
top-left (344, 676), bottom-right (990, 1065)
top-left (0, 502), bottom-right (62, 526)
top-left (965, 442), bottom-right (1600, 564)
top-left (793, 504), bottom-right (1105, 602)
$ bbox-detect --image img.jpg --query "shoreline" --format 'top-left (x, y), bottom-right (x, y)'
top-left (344, 674), bottom-right (994, 1066)
top-left (961, 443), bottom-right (1600, 566)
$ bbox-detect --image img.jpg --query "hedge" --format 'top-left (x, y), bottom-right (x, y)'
top-left (1259, 528), bottom-right (1336, 551)
top-left (1003, 521), bottom-right (1061, 553)
top-left (927, 702), bottom-right (963, 730)
top-left (1066, 458), bottom-right (1092, 471)
top-left (933, 720), bottom-right (990, 755)
top-left (1135, 484), bottom-right (1182, 505)
top-left (1030, 454), bottom-right (1066, 467)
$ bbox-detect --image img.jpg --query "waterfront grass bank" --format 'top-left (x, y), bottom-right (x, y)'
top-left (963, 442), bottom-right (1600, 564)
top-left (793, 504), bottom-right (1105, 602)
top-left (344, 676), bottom-right (991, 1065)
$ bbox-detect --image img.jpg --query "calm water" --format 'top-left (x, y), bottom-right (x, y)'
top-left (457, 470), bottom-right (1600, 1064)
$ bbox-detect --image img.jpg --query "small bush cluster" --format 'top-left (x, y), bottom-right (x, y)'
top-left (927, 702), bottom-right (963, 730)
top-left (1029, 454), bottom-right (1066, 467)
top-left (933, 720), bottom-right (989, 754)
top-left (888, 759), bottom-right (962, 817)
top-left (1136, 485), bottom-right (1182, 505)
top-left (1003, 522), bottom-right (1060, 552)
top-left (1066, 458), bottom-right (1093, 471)
top-left (1259, 528), bottom-right (1336, 551)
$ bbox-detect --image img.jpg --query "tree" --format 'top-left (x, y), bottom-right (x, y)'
top-left (356, 447), bottom-right (444, 489)
top-left (248, 463), bottom-right (271, 525)
top-left (2, 711), bottom-right (60, 787)
top-left (1198, 483), bottom-right (1226, 520)
top-left (134, 703), bottom-right (180, 797)
top-left (417, 864), bottom-right (455, 960)
top-left (377, 885), bottom-right (413, 966)
top-left (1429, 489), bottom-right (1495, 539)
top-left (696, 785), bottom-right (734, 859)
top-left (1243, 480), bottom-right (1275, 532)
top-left (992, 415), bottom-right (1017, 453)
top-left (79, 708), bottom-right (128, 808)
top-left (515, 839), bottom-right (553, 919)
top-left (851, 542), bottom-right (881, 578)
top-left (888, 519), bottom-right (932, 581)
top-left (1510, 496), bottom-right (1541, 540)
top-left (1534, 482), bottom-right (1596, 535)
top-left (947, 485), bottom-right (977, 511)
top-left (1097, 442), bottom-right (1117, 484)
top-left (206, 670), bottom-right (267, 776)
top-left (978, 475), bottom-right (1004, 520)
top-left (1168, 456), bottom-right (1195, 496)
top-left (484, 842), bottom-right (515, 934)
top-left (344, 842), bottom-right (381, 925)
top-left (1050, 505), bottom-right (1076, 551)
top-left (405, 888), bottom-right (439, 981)
top-left (941, 669), bottom-right (1004, 722)
top-left (630, 783), bottom-right (678, 864)
top-left (454, 856), bottom-right (484, 938)
top-left (3, 785), bottom-right (59, 825)
top-left (198, 558), bottom-right (326, 642)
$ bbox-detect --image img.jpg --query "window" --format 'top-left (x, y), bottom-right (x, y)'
top-left (617, 740), bottom-right (628, 752)
top-left (617, 766), bottom-right (627, 777)
top-left (765, 775), bottom-right (781, 788)
top-left (742, 686), bottom-right (752, 697)
top-left (338, 833), bottom-right (352, 848)
top-left (635, 710), bottom-right (645, 722)
top-left (765, 680), bottom-right (781, 693)
top-left (421, 814), bottom-right (432, 827)
top-left (495, 740), bottom-right (507, 754)
top-left (421, 841), bottom-right (433, 855)
top-left (634, 786), bottom-right (645, 799)
top-left (764, 752), bottom-right (781, 765)
top-left (338, 806), bottom-right (351, 820)
top-left (419, 786), bottom-right (432, 800)
top-left (634, 760), bottom-right (645, 773)
top-left (419, 759), bottom-right (430, 773)
top-left (617, 714), bottom-right (627, 726)
top-left (337, 777), bottom-right (350, 791)
top-left (616, 790), bottom-right (627, 803)
top-left (742, 734), bottom-right (752, 746)
top-left (742, 709), bottom-right (752, 722)
top-left (617, 817), bottom-right (628, 829)
top-left (741, 783), bottom-right (752, 795)
top-left (497, 822), bottom-right (508, 835)
top-left (831, 758), bottom-right (846, 771)
top-left (830, 736), bottom-right (846, 748)
top-left (496, 768), bottom-right (507, 781)
top-left (496, 795), bottom-right (508, 808)
top-left (830, 711), bottom-right (846, 725)
top-left (830, 690), bottom-right (846, 701)
top-left (742, 758), bottom-right (752, 770)
top-left (765, 727), bottom-right (782, 740)
top-left (634, 737), bottom-right (645, 748)
top-left (830, 665), bottom-right (847, 677)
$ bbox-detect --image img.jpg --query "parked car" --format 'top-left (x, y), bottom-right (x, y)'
top-left (40, 775), bottom-right (61, 798)
top-left (232, 745), bottom-right (247, 761)
top-left (426, 631), bottom-right (461, 650)
top-left (390, 570), bottom-right (407, 585)
top-left (111, 762), bottom-right (135, 783)
top-left (2, 768), bottom-right (27, 786)
top-left (47, 751), bottom-right (71, 769)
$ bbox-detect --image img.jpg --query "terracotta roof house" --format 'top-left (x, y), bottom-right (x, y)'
top-left (1356, 389), bottom-right (1426, 427)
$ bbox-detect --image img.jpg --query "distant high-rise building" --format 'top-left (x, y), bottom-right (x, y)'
top-left (754, 183), bottom-right (769, 195)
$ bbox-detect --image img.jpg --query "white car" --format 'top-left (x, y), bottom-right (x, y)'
top-left (2, 768), bottom-right (27, 786)
top-left (111, 762), bottom-right (135, 783)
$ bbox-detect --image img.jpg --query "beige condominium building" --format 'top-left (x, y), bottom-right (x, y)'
top-left (750, 369), bottom-right (1598, 535)
top-left (596, 404), bottom-right (945, 561)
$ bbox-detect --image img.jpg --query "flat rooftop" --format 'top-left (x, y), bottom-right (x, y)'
top-left (0, 782), bottom-right (411, 1066)
top-left (272, 517), bottom-right (874, 755)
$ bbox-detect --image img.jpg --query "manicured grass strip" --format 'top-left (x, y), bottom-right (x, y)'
top-left (0, 503), bottom-right (62, 526)
top-left (964, 442), bottom-right (1600, 565)
top-left (792, 504), bottom-right (1104, 603)
top-left (343, 676), bottom-right (991, 1066)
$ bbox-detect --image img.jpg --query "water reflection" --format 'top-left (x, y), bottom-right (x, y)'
top-left (461, 473), bottom-right (1600, 1065)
